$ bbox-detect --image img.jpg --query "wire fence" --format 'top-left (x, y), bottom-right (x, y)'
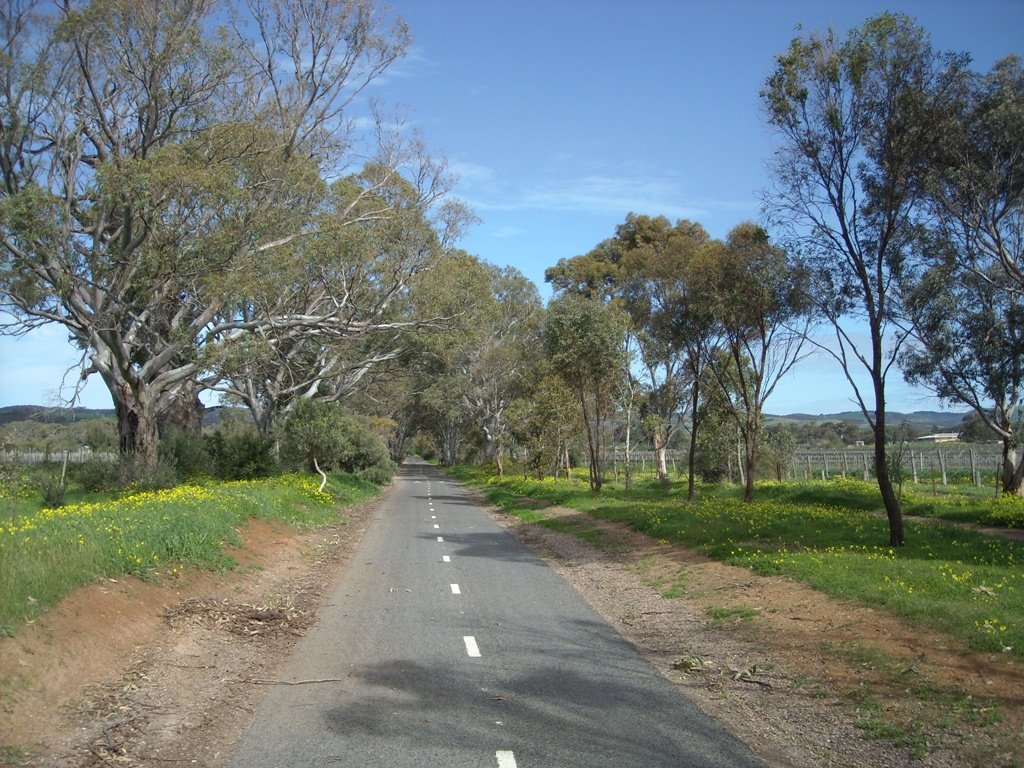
top-left (1, 449), bottom-right (118, 465)
top-left (792, 447), bottom-right (1003, 488)
top-left (611, 446), bottom-right (1006, 488)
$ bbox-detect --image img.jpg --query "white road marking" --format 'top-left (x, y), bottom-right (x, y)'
top-left (442, 555), bottom-right (451, 563)
top-left (433, 523), bottom-right (440, 529)
top-left (450, 583), bottom-right (461, 594)
top-left (437, 536), bottom-right (444, 542)
top-left (431, 515), bottom-right (436, 519)
top-left (463, 636), bottom-right (481, 657)
top-left (496, 750), bottom-right (517, 768)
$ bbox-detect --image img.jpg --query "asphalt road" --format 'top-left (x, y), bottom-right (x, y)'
top-left (226, 460), bottom-right (766, 768)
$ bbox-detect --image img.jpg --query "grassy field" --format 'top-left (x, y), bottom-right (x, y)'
top-left (0, 472), bottom-right (379, 634)
top-left (449, 467), bottom-right (1024, 658)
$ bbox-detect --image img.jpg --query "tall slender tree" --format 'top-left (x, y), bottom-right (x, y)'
top-left (902, 56), bottom-right (1024, 494)
top-left (761, 13), bottom-right (968, 545)
top-left (705, 223), bottom-right (810, 502)
top-left (544, 294), bottom-right (625, 492)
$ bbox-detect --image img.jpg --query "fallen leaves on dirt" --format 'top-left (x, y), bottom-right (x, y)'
top-left (163, 596), bottom-right (312, 638)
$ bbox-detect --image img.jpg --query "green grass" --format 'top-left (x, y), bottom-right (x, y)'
top-left (0, 473), bottom-right (379, 633)
top-left (449, 467), bottom-right (1024, 658)
top-left (707, 606), bottom-right (761, 624)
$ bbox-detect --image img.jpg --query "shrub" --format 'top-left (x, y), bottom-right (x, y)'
top-left (280, 400), bottom-right (396, 484)
top-left (70, 459), bottom-right (120, 492)
top-left (159, 428), bottom-right (211, 480)
top-left (119, 454), bottom-right (179, 492)
top-left (38, 475), bottom-right (66, 508)
top-left (205, 431), bottom-right (278, 480)
top-left (357, 460), bottom-right (398, 486)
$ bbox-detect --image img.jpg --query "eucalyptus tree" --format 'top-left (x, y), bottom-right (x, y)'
top-left (208, 164), bottom-right (465, 437)
top-left (506, 367), bottom-right (580, 480)
top-left (761, 13), bottom-right (967, 545)
top-left (902, 261), bottom-right (1024, 493)
top-left (0, 0), bottom-right (460, 470)
top-left (543, 293), bottom-right (626, 492)
top-left (705, 223), bottom-right (810, 502)
top-left (547, 215), bottom-right (721, 497)
top-left (461, 263), bottom-right (544, 470)
top-left (614, 215), bottom-right (713, 487)
top-left (916, 55), bottom-right (1024, 297)
top-left (400, 251), bottom-right (542, 469)
top-left (901, 56), bottom-right (1024, 494)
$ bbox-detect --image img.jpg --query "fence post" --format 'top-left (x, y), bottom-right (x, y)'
top-left (970, 449), bottom-right (979, 488)
top-left (842, 452), bottom-right (849, 478)
top-left (862, 453), bottom-right (870, 481)
top-left (938, 450), bottom-right (948, 486)
top-left (911, 450), bottom-right (918, 484)
top-left (806, 455), bottom-right (812, 480)
top-left (822, 452), bottom-right (829, 479)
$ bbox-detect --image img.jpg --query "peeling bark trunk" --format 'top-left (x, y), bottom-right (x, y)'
top-left (1001, 444), bottom-right (1024, 495)
top-left (653, 436), bottom-right (670, 488)
top-left (111, 381), bottom-right (160, 473)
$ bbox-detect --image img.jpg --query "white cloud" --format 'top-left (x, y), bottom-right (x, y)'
top-left (521, 175), bottom-right (708, 219)
top-left (448, 160), bottom-right (497, 184)
top-left (461, 172), bottom-right (713, 221)
top-left (492, 225), bottom-right (525, 239)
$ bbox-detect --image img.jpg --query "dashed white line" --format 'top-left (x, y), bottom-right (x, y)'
top-left (437, 536), bottom-right (444, 542)
top-left (450, 583), bottom-right (461, 594)
top-left (433, 523), bottom-right (440, 529)
top-left (496, 750), bottom-right (517, 768)
top-left (463, 636), bottom-right (481, 657)
top-left (442, 555), bottom-right (451, 563)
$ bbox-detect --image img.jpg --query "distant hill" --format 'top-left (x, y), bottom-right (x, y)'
top-left (0, 404), bottom-right (116, 426)
top-left (765, 410), bottom-right (968, 429)
top-left (1, 403), bottom-right (970, 431)
top-left (0, 404), bottom-right (250, 428)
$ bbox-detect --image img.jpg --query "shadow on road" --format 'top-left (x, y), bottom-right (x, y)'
top-left (322, 615), bottom-right (763, 767)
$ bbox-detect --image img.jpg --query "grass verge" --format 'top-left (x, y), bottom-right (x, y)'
top-left (0, 473), bottom-right (379, 633)
top-left (448, 466), bottom-right (1023, 658)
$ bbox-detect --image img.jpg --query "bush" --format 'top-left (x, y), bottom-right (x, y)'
top-left (159, 428), bottom-right (211, 480)
top-left (356, 459), bottom-right (398, 486)
top-left (119, 454), bottom-right (180, 492)
top-left (70, 459), bottom-right (120, 492)
top-left (38, 475), bottom-right (67, 508)
top-left (205, 431), bottom-right (278, 480)
top-left (280, 400), bottom-right (396, 484)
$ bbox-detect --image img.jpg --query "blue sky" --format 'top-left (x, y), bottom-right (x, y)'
top-left (2, 0), bottom-right (1021, 414)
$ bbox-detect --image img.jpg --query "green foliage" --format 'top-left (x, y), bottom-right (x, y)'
top-left (159, 428), bottom-right (212, 480)
top-left (280, 400), bottom-right (396, 483)
top-left (505, 371), bottom-right (580, 479)
top-left (37, 475), bottom-right (67, 508)
top-left (762, 425), bottom-right (797, 479)
top-left (118, 454), bottom-right (181, 492)
top-left (544, 294), bottom-right (626, 491)
top-left (205, 431), bottom-right (278, 481)
top-left (69, 460), bottom-right (120, 493)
